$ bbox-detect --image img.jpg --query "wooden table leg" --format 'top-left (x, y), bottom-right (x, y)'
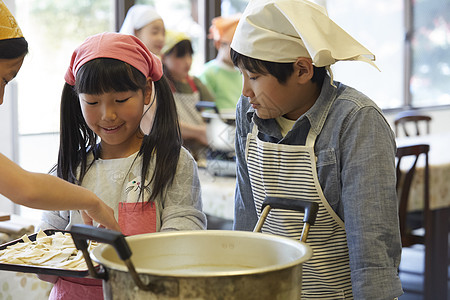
top-left (424, 207), bottom-right (448, 300)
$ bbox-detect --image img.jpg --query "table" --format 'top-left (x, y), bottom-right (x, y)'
top-left (198, 168), bottom-right (235, 220)
top-left (396, 132), bottom-right (450, 300)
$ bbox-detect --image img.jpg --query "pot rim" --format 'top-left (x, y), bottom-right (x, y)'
top-left (91, 230), bottom-right (312, 278)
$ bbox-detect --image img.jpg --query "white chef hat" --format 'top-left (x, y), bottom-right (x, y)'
top-left (230, 0), bottom-right (378, 69)
top-left (119, 5), bottom-right (162, 35)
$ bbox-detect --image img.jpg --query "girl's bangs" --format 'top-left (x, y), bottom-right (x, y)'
top-left (75, 58), bottom-right (145, 95)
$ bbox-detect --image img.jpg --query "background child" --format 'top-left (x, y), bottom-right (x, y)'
top-left (39, 32), bottom-right (206, 300)
top-left (119, 4), bottom-right (166, 134)
top-left (0, 0), bottom-right (119, 230)
top-left (199, 14), bottom-right (242, 112)
top-left (161, 30), bottom-right (215, 165)
top-left (230, 0), bottom-right (402, 299)
top-left (119, 4), bottom-right (165, 57)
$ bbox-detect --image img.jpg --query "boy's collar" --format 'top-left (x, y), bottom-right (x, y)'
top-left (245, 74), bottom-right (338, 136)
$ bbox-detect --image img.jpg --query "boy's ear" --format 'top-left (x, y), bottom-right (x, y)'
top-left (144, 77), bottom-right (153, 105)
top-left (294, 57), bottom-right (314, 84)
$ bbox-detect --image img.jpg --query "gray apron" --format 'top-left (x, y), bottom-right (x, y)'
top-left (172, 77), bottom-right (205, 161)
top-left (245, 124), bottom-right (353, 299)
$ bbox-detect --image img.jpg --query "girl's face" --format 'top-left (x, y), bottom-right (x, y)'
top-left (239, 64), bottom-right (317, 120)
top-left (135, 19), bottom-right (165, 57)
top-left (162, 53), bottom-right (192, 81)
top-left (79, 85), bottom-right (151, 159)
top-left (0, 55), bottom-right (25, 105)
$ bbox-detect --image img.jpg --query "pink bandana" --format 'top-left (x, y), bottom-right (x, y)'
top-left (64, 32), bottom-right (163, 85)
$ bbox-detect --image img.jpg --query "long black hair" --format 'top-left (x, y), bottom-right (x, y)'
top-left (230, 48), bottom-right (326, 86)
top-left (0, 37), bottom-right (28, 59)
top-left (56, 58), bottom-right (181, 202)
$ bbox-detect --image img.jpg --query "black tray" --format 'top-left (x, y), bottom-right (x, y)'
top-left (0, 229), bottom-right (92, 277)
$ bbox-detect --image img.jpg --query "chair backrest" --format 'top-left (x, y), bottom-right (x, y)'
top-left (395, 144), bottom-right (430, 247)
top-left (394, 111), bottom-right (432, 137)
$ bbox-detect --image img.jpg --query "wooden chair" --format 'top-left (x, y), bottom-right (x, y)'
top-left (394, 111), bottom-right (432, 137)
top-left (395, 144), bottom-right (430, 247)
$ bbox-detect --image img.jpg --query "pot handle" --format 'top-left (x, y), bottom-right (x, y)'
top-left (70, 225), bottom-right (169, 294)
top-left (254, 197), bottom-right (319, 243)
top-left (69, 224), bottom-right (131, 280)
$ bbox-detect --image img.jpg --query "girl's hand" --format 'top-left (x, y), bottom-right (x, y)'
top-left (81, 199), bottom-right (121, 231)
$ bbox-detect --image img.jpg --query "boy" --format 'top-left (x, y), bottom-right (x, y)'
top-left (230, 0), bottom-right (402, 299)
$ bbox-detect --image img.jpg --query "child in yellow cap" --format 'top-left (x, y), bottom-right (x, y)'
top-left (198, 14), bottom-right (242, 112)
top-left (231, 1), bottom-right (402, 299)
top-left (0, 0), bottom-right (119, 231)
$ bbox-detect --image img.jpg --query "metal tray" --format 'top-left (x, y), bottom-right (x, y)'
top-left (0, 229), bottom-right (91, 277)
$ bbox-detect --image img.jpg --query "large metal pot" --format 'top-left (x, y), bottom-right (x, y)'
top-left (70, 198), bottom-right (317, 300)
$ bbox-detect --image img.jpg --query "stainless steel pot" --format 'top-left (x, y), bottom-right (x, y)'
top-left (70, 197), bottom-right (318, 300)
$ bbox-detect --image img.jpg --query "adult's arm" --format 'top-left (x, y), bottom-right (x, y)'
top-left (0, 153), bottom-right (120, 231)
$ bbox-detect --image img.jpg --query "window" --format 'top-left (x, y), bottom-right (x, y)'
top-left (221, 0), bottom-right (248, 16)
top-left (409, 0), bottom-right (450, 107)
top-left (14, 0), bottom-right (115, 220)
top-left (327, 0), bottom-right (450, 109)
top-left (326, 0), bottom-right (404, 109)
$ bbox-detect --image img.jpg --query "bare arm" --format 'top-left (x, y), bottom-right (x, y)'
top-left (0, 153), bottom-right (120, 231)
top-left (179, 121), bottom-right (209, 146)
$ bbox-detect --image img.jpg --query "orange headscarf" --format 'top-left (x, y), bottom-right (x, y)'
top-left (208, 14), bottom-right (240, 44)
top-left (0, 0), bottom-right (23, 40)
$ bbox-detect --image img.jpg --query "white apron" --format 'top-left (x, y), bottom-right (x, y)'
top-left (172, 76), bottom-right (204, 126)
top-left (245, 124), bottom-right (353, 299)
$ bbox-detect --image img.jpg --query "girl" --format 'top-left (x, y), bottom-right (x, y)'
top-left (0, 0), bottom-right (119, 230)
top-left (230, 0), bottom-right (402, 299)
top-left (39, 32), bottom-right (206, 300)
top-left (161, 30), bottom-right (215, 165)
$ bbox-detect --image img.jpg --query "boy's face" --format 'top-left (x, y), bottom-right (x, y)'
top-left (0, 56), bottom-right (25, 105)
top-left (239, 63), bottom-right (316, 120)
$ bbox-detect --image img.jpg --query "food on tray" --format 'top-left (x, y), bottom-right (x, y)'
top-left (0, 230), bottom-right (98, 270)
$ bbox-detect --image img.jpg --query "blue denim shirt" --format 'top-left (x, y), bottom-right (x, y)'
top-left (234, 75), bottom-right (403, 299)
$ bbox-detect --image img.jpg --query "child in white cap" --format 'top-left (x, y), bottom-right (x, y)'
top-left (120, 5), bottom-right (166, 134)
top-left (119, 4), bottom-right (165, 57)
top-left (231, 1), bottom-right (402, 299)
